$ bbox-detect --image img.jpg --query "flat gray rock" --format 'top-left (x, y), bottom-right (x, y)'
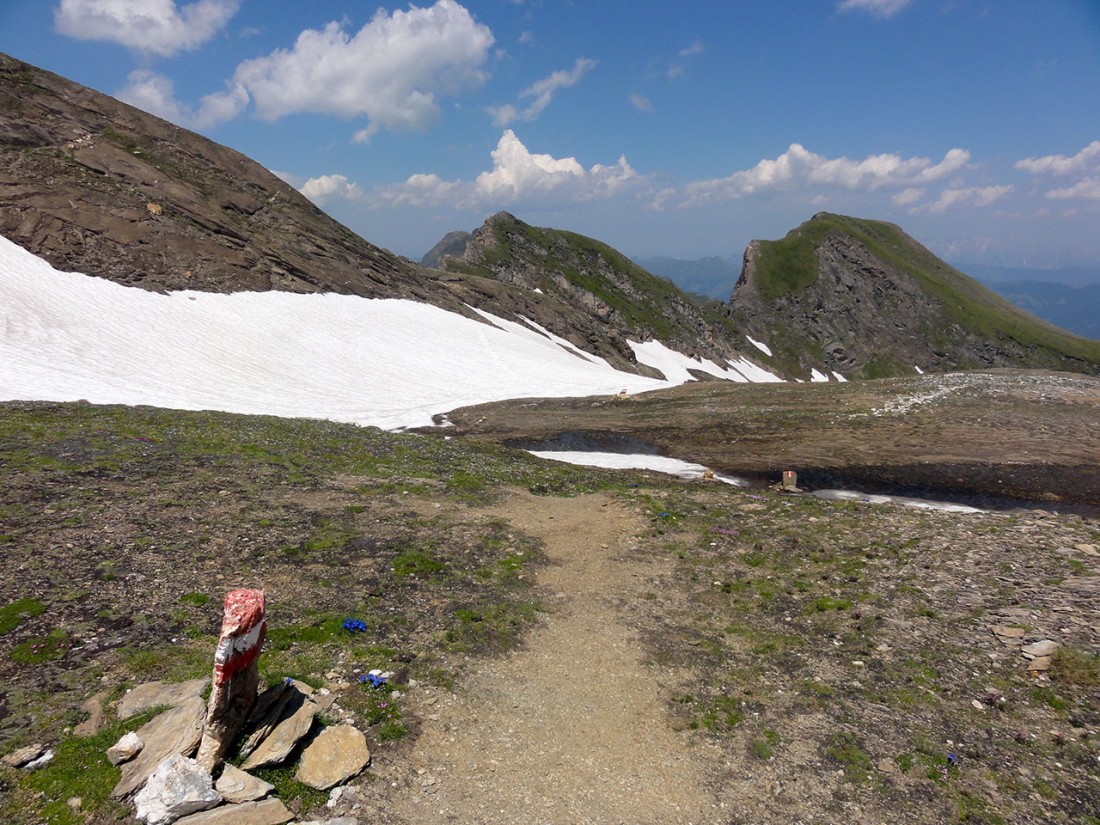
top-left (1021, 640), bottom-right (1059, 659)
top-left (238, 683), bottom-right (297, 761)
top-left (117, 679), bottom-right (209, 721)
top-left (295, 725), bottom-right (370, 790)
top-left (174, 798), bottom-right (294, 825)
top-left (215, 764), bottom-right (273, 803)
top-left (113, 695), bottom-right (206, 798)
top-left (240, 694), bottom-right (317, 770)
top-left (2, 743), bottom-right (47, 768)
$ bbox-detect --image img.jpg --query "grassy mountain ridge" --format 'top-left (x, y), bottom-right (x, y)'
top-left (733, 212), bottom-right (1100, 378)
top-left (434, 211), bottom-right (747, 370)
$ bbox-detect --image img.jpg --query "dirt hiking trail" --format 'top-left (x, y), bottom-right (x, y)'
top-left (390, 490), bottom-right (721, 824)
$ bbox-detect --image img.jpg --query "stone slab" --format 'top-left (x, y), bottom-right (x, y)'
top-left (174, 798), bottom-right (294, 825)
top-left (296, 725), bottom-right (370, 790)
top-left (113, 695), bottom-right (206, 798)
top-left (239, 694), bottom-right (317, 770)
top-left (117, 678), bottom-right (209, 721)
top-left (215, 764), bottom-right (273, 803)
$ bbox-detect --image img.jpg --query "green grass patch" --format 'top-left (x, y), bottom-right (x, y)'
top-left (392, 549), bottom-right (446, 578)
top-left (11, 628), bottom-right (71, 664)
top-left (2, 710), bottom-right (158, 825)
top-left (825, 731), bottom-right (874, 783)
top-left (691, 695), bottom-right (744, 732)
top-left (1049, 646), bottom-right (1100, 688)
top-left (809, 596), bottom-right (852, 612)
top-left (444, 600), bottom-right (539, 654)
top-left (251, 764), bottom-right (328, 811)
top-left (0, 598), bottom-right (46, 635)
top-left (119, 641), bottom-right (212, 682)
top-left (178, 592), bottom-right (212, 608)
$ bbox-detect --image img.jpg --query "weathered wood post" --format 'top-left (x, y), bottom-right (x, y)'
top-left (195, 589), bottom-right (266, 771)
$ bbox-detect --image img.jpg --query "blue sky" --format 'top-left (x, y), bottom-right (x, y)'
top-left (1, 1), bottom-right (1099, 274)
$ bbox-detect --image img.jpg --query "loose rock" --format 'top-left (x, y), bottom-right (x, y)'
top-left (1021, 640), bottom-right (1059, 659)
top-left (113, 695), bottom-right (207, 799)
top-left (132, 754), bottom-right (220, 825)
top-left (74, 691), bottom-right (109, 737)
top-left (2, 743), bottom-right (47, 768)
top-left (173, 798), bottom-right (294, 825)
top-left (240, 691), bottom-right (317, 770)
top-left (108, 731), bottom-right (144, 765)
top-left (295, 725), bottom-right (370, 790)
top-left (24, 749), bottom-right (55, 770)
top-left (215, 764), bottom-right (273, 803)
top-left (1027, 656), bottom-right (1053, 672)
top-left (117, 679), bottom-right (209, 721)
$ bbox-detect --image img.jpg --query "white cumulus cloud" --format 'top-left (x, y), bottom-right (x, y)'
top-left (1044, 178), bottom-right (1100, 201)
top-left (1015, 141), bottom-right (1100, 201)
top-left (116, 70), bottom-right (191, 123)
top-left (837, 0), bottom-right (913, 18)
top-left (488, 57), bottom-right (597, 126)
top-left (1015, 141), bottom-right (1100, 176)
top-left (187, 0), bottom-right (493, 138)
top-left (54, 0), bottom-right (240, 56)
top-left (676, 143), bottom-right (970, 207)
top-left (891, 187), bottom-right (925, 207)
top-left (629, 93), bottom-right (654, 113)
top-left (921, 185), bottom-right (1013, 213)
top-left (116, 69), bottom-right (248, 130)
top-left (374, 130), bottom-right (644, 211)
top-left (299, 174), bottom-right (364, 206)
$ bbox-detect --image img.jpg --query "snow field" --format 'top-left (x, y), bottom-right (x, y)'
top-left (0, 233), bottom-right (781, 429)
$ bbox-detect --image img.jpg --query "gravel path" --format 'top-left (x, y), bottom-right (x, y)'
top-left (390, 490), bottom-right (719, 824)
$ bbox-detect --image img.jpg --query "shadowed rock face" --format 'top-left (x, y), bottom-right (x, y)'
top-left (0, 52), bottom-right (460, 309)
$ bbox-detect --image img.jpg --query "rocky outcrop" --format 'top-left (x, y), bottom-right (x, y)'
top-left (421, 230), bottom-right (472, 269)
top-left (431, 212), bottom-right (746, 373)
top-left (730, 213), bottom-right (1100, 378)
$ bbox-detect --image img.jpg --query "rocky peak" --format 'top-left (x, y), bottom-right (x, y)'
top-left (730, 213), bottom-right (1100, 378)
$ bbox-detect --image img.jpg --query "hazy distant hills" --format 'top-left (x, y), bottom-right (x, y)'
top-left (631, 255), bottom-right (741, 303)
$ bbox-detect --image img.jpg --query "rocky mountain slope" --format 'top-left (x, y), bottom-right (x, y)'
top-left (730, 213), bottom-right (1100, 378)
top-left (0, 52), bottom-right (462, 308)
top-left (423, 211), bottom-right (745, 371)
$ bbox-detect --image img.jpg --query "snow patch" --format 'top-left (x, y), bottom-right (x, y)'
top-left (629, 340), bottom-right (753, 383)
top-left (832, 371), bottom-right (848, 383)
top-left (746, 335), bottom-right (772, 357)
top-left (914, 365), bottom-right (924, 374)
top-left (811, 489), bottom-right (985, 514)
top-left (528, 450), bottom-right (747, 486)
top-left (810, 368), bottom-right (830, 382)
top-left (727, 358), bottom-right (784, 383)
